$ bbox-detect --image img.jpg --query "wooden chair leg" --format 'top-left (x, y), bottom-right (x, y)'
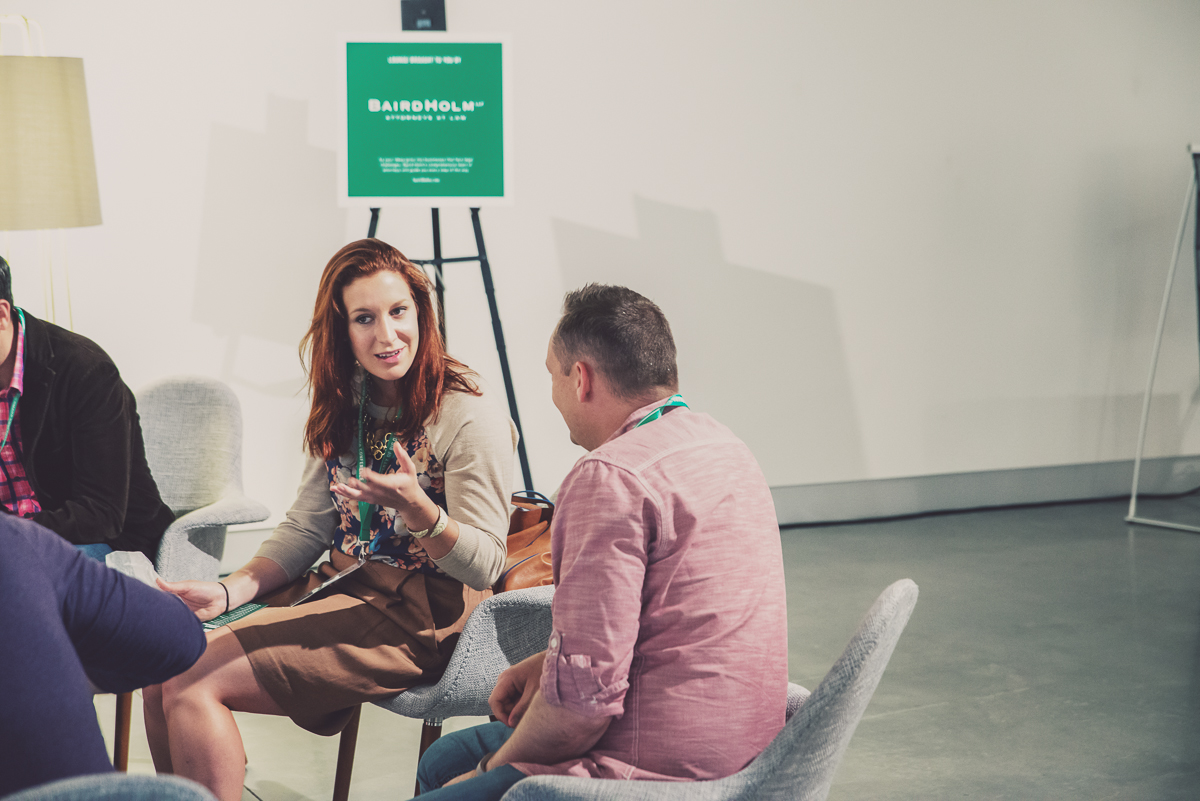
top-left (412, 718), bottom-right (444, 797)
top-left (113, 692), bottom-right (133, 772)
top-left (333, 705), bottom-right (362, 801)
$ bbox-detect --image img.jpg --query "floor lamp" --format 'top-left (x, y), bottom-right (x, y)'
top-left (0, 16), bottom-right (102, 328)
top-left (1126, 146), bottom-right (1200, 532)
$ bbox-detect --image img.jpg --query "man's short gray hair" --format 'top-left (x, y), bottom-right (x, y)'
top-left (553, 284), bottom-right (678, 400)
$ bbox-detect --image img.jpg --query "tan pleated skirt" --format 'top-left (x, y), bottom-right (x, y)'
top-left (228, 548), bottom-right (487, 736)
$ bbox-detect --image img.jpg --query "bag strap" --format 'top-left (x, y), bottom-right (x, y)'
top-left (511, 489), bottom-right (553, 508)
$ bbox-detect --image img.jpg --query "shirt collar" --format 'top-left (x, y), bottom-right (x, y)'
top-left (604, 395), bottom-right (683, 447)
top-left (5, 308), bottom-right (26, 397)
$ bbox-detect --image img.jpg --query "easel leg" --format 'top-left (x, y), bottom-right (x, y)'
top-left (1127, 166), bottom-right (1200, 531)
top-left (471, 208), bottom-right (533, 490)
top-left (431, 208), bottom-right (446, 342)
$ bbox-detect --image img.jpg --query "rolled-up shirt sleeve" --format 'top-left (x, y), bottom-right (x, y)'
top-left (540, 459), bottom-right (653, 718)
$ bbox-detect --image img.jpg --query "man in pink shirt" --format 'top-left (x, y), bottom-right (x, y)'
top-left (416, 284), bottom-right (789, 799)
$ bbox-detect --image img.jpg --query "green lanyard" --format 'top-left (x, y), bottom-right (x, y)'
top-left (633, 394), bottom-right (688, 429)
top-left (356, 383), bottom-right (397, 545)
top-left (0, 308), bottom-right (25, 451)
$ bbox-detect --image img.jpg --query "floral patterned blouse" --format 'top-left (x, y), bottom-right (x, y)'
top-left (325, 401), bottom-right (448, 575)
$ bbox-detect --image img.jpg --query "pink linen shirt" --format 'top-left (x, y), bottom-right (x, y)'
top-left (511, 400), bottom-right (789, 782)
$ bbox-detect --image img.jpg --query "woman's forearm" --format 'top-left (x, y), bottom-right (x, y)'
top-left (221, 557), bottom-right (290, 607)
top-left (395, 494), bottom-right (459, 561)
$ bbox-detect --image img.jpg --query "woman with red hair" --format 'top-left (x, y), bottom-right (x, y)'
top-left (144, 239), bottom-right (517, 801)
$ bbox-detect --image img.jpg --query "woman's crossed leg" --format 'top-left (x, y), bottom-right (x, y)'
top-left (144, 626), bottom-right (286, 801)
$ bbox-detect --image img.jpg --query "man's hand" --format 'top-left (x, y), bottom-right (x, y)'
top-left (156, 578), bottom-right (228, 622)
top-left (490, 651), bottom-right (547, 727)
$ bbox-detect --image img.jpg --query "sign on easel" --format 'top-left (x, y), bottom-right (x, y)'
top-left (339, 33), bottom-right (510, 206)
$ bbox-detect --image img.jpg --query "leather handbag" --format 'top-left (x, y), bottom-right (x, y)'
top-left (494, 490), bottom-right (554, 593)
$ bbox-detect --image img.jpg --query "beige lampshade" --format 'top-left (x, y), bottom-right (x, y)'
top-left (0, 56), bottom-right (101, 230)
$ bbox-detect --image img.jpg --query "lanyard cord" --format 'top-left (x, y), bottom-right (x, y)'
top-left (356, 379), bottom-right (397, 545)
top-left (633, 394), bottom-right (688, 429)
top-left (0, 308), bottom-right (25, 452)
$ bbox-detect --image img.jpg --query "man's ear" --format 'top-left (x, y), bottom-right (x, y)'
top-left (0, 301), bottom-right (13, 333)
top-left (574, 360), bottom-right (594, 402)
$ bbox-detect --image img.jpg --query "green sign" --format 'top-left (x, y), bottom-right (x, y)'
top-left (343, 38), bottom-right (507, 203)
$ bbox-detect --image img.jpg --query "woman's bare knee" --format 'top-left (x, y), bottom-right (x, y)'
top-left (160, 627), bottom-right (284, 716)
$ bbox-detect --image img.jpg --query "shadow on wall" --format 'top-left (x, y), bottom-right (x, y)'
top-left (553, 197), bottom-right (867, 486)
top-left (1077, 152), bottom-right (1200, 462)
top-left (192, 95), bottom-right (347, 396)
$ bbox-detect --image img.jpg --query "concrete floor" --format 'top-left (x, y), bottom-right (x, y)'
top-left (95, 497), bottom-right (1200, 799)
top-left (785, 497), bottom-right (1200, 801)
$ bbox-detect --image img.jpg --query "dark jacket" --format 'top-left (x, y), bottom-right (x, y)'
top-left (19, 312), bottom-right (174, 558)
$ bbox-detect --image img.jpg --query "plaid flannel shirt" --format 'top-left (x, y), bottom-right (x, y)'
top-left (0, 311), bottom-right (41, 517)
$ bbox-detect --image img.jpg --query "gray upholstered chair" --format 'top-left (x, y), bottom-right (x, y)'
top-left (0, 774), bottom-right (217, 801)
top-left (137, 375), bottom-right (271, 583)
top-left (500, 578), bottom-right (919, 801)
top-left (109, 376), bottom-right (270, 771)
top-left (333, 585), bottom-right (555, 801)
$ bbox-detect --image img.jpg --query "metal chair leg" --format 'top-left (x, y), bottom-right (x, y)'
top-left (113, 692), bottom-right (133, 771)
top-left (333, 705), bottom-right (362, 801)
top-left (412, 718), bottom-right (444, 797)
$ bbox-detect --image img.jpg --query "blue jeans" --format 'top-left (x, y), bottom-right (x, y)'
top-left (76, 543), bottom-right (113, 561)
top-left (416, 720), bottom-right (525, 800)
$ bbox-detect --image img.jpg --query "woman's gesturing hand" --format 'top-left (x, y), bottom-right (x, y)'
top-left (156, 578), bottom-right (227, 622)
top-left (332, 441), bottom-right (427, 514)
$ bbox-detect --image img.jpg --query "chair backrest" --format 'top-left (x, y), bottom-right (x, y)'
top-left (2, 774), bottom-right (218, 800)
top-left (136, 375), bottom-right (244, 516)
top-left (749, 579), bottom-right (919, 801)
top-left (376, 585), bottom-right (555, 720)
top-left (498, 580), bottom-right (917, 801)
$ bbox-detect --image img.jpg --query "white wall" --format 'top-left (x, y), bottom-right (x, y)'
top-left (2, 0), bottom-right (1200, 532)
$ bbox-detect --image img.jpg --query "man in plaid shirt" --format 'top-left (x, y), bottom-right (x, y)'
top-left (0, 256), bottom-right (173, 560)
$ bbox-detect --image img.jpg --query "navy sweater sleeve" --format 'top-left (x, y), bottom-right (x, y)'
top-left (0, 516), bottom-right (206, 794)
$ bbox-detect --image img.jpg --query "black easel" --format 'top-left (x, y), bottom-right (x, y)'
top-left (368, 206), bottom-right (534, 491)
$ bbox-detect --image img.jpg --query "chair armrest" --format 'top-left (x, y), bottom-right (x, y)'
top-left (167, 494), bottom-right (270, 533)
top-left (375, 586), bottom-right (555, 720)
top-left (155, 494), bottom-right (270, 582)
